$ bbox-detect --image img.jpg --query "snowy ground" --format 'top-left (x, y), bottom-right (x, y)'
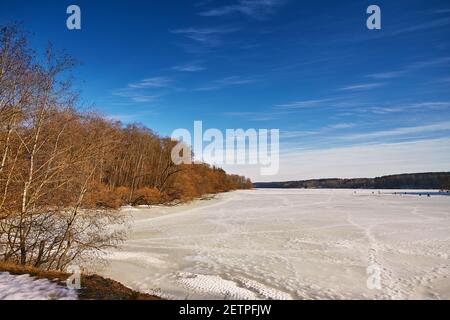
top-left (0, 272), bottom-right (78, 300)
top-left (98, 189), bottom-right (450, 300)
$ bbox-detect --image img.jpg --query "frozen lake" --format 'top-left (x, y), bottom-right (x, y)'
top-left (98, 189), bottom-right (450, 300)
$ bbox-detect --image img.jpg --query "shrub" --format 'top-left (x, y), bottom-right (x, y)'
top-left (132, 187), bottom-right (164, 205)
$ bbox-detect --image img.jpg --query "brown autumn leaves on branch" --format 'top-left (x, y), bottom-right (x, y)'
top-left (0, 25), bottom-right (252, 271)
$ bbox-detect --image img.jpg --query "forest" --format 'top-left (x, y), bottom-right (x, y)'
top-left (0, 25), bottom-right (251, 270)
top-left (254, 172), bottom-right (450, 190)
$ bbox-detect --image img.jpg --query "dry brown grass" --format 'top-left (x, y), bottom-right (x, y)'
top-left (0, 262), bottom-right (162, 300)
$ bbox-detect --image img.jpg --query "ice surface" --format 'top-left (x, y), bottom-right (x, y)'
top-left (0, 272), bottom-right (78, 300)
top-left (98, 189), bottom-right (450, 300)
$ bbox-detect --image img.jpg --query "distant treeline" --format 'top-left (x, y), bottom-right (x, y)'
top-left (254, 172), bottom-right (450, 190)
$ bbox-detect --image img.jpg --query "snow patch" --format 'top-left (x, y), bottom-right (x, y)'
top-left (0, 272), bottom-right (78, 300)
top-left (176, 272), bottom-right (257, 300)
top-left (235, 276), bottom-right (293, 300)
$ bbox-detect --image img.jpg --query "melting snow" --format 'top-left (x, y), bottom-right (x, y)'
top-left (0, 272), bottom-right (78, 300)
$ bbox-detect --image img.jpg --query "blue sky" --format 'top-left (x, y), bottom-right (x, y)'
top-left (1, 0), bottom-right (450, 181)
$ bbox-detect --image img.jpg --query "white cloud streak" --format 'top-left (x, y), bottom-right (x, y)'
top-left (341, 121), bottom-right (450, 141)
top-left (196, 76), bottom-right (259, 91)
top-left (171, 26), bottom-right (239, 46)
top-left (172, 61), bottom-right (206, 72)
top-left (367, 56), bottom-right (450, 80)
top-left (112, 88), bottom-right (160, 103)
top-left (128, 77), bottom-right (172, 89)
top-left (199, 0), bottom-right (286, 19)
top-left (275, 99), bottom-right (334, 109)
top-left (339, 83), bottom-right (385, 91)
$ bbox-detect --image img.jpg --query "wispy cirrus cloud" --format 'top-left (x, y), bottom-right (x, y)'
top-left (281, 130), bottom-right (321, 138)
top-left (367, 71), bottom-right (406, 80)
top-left (368, 56), bottom-right (450, 80)
top-left (365, 101), bottom-right (450, 114)
top-left (274, 94), bottom-right (450, 117)
top-left (128, 77), bottom-right (172, 89)
top-left (274, 98), bottom-right (334, 109)
top-left (113, 76), bottom-right (172, 103)
top-left (171, 26), bottom-right (240, 46)
top-left (112, 88), bottom-right (160, 103)
top-left (339, 82), bottom-right (385, 91)
top-left (366, 106), bottom-right (406, 114)
top-left (196, 76), bottom-right (259, 91)
top-left (199, 0), bottom-right (287, 19)
top-left (334, 14), bottom-right (450, 45)
top-left (340, 121), bottom-right (450, 141)
top-left (281, 123), bottom-right (357, 139)
top-left (391, 17), bottom-right (450, 35)
top-left (409, 56), bottom-right (450, 69)
top-left (328, 123), bottom-right (356, 129)
top-left (223, 111), bottom-right (279, 121)
top-left (407, 101), bottom-right (450, 110)
top-left (172, 61), bottom-right (206, 72)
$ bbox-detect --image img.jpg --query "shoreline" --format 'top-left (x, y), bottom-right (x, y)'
top-left (0, 262), bottom-right (162, 300)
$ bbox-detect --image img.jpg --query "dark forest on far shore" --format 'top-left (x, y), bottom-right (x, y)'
top-left (254, 172), bottom-right (450, 190)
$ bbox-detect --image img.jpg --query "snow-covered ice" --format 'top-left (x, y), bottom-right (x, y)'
top-left (0, 272), bottom-right (78, 300)
top-left (98, 189), bottom-right (450, 300)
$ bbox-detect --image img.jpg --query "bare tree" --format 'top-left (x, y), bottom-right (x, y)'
top-left (0, 24), bottom-right (251, 271)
